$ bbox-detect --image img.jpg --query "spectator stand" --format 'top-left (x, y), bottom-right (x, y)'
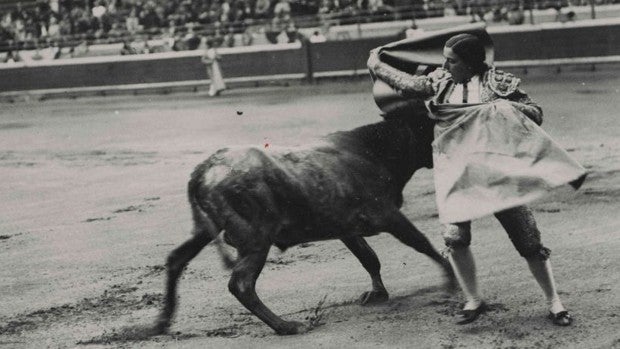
top-left (1, 0), bottom-right (620, 64)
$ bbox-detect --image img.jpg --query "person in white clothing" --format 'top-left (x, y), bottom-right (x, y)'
top-left (202, 46), bottom-right (227, 97)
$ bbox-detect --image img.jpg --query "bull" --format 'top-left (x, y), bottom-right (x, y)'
top-left (153, 103), bottom-right (456, 336)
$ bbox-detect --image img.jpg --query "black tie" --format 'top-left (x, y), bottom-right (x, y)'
top-left (462, 82), bottom-right (468, 103)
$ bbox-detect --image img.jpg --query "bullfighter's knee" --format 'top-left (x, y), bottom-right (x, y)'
top-left (519, 244), bottom-right (551, 261)
top-left (494, 206), bottom-right (551, 261)
top-left (441, 222), bottom-right (472, 254)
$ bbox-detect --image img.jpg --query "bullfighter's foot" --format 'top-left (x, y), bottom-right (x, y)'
top-left (275, 321), bottom-right (310, 335)
top-left (359, 290), bottom-right (389, 305)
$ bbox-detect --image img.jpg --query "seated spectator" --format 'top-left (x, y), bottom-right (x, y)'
top-left (220, 0), bottom-right (232, 23)
top-left (404, 22), bottom-right (424, 38)
top-left (309, 30), bottom-right (327, 43)
top-left (92, 1), bottom-right (107, 20)
top-left (67, 39), bottom-right (90, 58)
top-left (507, 6), bottom-right (525, 25)
top-left (555, 6), bottom-right (576, 23)
top-left (205, 21), bottom-right (226, 48)
top-left (491, 7), bottom-right (508, 22)
top-left (224, 30), bottom-right (236, 47)
top-left (120, 40), bottom-right (137, 55)
top-left (3, 49), bottom-right (22, 64)
top-left (106, 21), bottom-right (124, 41)
top-left (274, 0), bottom-right (292, 19)
top-left (75, 8), bottom-right (95, 37)
top-left (47, 16), bottom-right (61, 40)
top-left (126, 7), bottom-right (141, 34)
top-left (469, 0), bottom-right (487, 23)
top-left (265, 21), bottom-right (282, 44)
top-left (254, 0), bottom-right (271, 19)
top-left (241, 26), bottom-right (255, 46)
top-left (183, 23), bottom-right (201, 50)
top-left (285, 22), bottom-right (300, 43)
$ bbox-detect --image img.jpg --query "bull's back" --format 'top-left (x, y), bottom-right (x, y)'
top-left (189, 145), bottom-right (398, 247)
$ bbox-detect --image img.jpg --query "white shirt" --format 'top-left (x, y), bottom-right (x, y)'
top-left (447, 75), bottom-right (482, 104)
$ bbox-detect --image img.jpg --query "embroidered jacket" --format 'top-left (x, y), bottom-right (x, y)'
top-left (367, 49), bottom-right (543, 125)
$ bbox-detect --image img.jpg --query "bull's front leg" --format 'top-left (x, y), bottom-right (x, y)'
top-left (383, 211), bottom-right (457, 293)
top-left (341, 237), bottom-right (389, 305)
top-left (228, 246), bottom-right (310, 335)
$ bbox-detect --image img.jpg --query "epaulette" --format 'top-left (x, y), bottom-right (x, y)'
top-left (487, 68), bottom-right (520, 97)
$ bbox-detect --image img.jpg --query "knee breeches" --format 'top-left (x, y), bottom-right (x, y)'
top-left (441, 206), bottom-right (550, 259)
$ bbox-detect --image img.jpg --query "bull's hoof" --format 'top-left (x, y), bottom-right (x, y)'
top-left (359, 290), bottom-right (389, 305)
top-left (275, 321), bottom-right (310, 335)
top-left (150, 317), bottom-right (171, 336)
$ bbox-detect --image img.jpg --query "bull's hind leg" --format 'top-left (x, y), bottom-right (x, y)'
top-left (384, 211), bottom-right (457, 292)
top-left (153, 233), bottom-right (212, 334)
top-left (341, 237), bottom-right (389, 305)
top-left (229, 247), bottom-right (310, 335)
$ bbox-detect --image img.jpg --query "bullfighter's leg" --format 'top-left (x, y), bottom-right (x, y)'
top-left (384, 211), bottom-right (456, 292)
top-left (228, 246), bottom-right (310, 335)
top-left (341, 237), bottom-right (389, 304)
top-left (153, 233), bottom-right (212, 334)
top-left (495, 206), bottom-right (571, 325)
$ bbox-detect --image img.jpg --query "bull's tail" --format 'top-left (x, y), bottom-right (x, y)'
top-left (188, 166), bottom-right (237, 269)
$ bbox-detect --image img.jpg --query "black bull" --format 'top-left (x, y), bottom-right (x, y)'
top-left (153, 105), bottom-right (456, 335)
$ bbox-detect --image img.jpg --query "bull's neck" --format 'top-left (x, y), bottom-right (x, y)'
top-left (330, 118), bottom-right (430, 191)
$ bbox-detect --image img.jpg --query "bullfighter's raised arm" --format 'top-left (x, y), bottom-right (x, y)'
top-left (367, 48), bottom-right (435, 99)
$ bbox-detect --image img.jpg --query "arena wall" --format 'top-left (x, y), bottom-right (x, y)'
top-left (1, 19), bottom-right (619, 93)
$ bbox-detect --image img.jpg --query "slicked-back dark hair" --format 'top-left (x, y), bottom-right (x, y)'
top-left (445, 33), bottom-right (487, 74)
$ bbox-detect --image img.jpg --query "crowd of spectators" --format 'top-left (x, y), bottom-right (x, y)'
top-left (1, 0), bottom-right (618, 63)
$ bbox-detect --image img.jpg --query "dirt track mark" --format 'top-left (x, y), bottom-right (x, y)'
top-left (84, 216), bottom-right (114, 223)
top-left (77, 324), bottom-right (202, 345)
top-left (0, 151), bottom-right (38, 167)
top-left (113, 197), bottom-right (160, 215)
top-left (0, 283), bottom-right (162, 336)
top-left (113, 204), bottom-right (154, 214)
top-left (578, 187), bottom-right (620, 203)
top-left (51, 150), bottom-right (158, 167)
top-left (0, 149), bottom-right (159, 168)
top-left (0, 233), bottom-right (22, 242)
top-left (574, 88), bottom-right (613, 95)
top-left (0, 122), bottom-right (31, 130)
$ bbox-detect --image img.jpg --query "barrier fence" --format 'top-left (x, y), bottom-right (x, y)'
top-left (1, 19), bottom-right (619, 94)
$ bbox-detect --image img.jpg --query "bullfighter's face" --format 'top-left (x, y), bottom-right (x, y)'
top-left (443, 46), bottom-right (474, 84)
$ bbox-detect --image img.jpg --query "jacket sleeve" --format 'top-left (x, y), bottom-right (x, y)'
top-left (507, 89), bottom-right (544, 126)
top-left (367, 48), bottom-right (435, 99)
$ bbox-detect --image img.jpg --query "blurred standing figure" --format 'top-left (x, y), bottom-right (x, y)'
top-left (202, 46), bottom-right (226, 97)
top-left (405, 22), bottom-right (424, 38)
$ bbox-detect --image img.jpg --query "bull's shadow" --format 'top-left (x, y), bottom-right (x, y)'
top-left (152, 101), bottom-right (456, 335)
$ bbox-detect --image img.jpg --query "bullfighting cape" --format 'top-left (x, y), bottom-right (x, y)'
top-left (371, 23), bottom-right (494, 115)
top-left (429, 101), bottom-right (586, 223)
top-left (369, 24), bottom-right (586, 223)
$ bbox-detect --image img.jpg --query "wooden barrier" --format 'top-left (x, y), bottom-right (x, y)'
top-left (1, 19), bottom-right (619, 94)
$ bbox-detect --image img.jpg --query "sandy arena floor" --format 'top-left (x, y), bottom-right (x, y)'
top-left (0, 68), bottom-right (619, 348)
